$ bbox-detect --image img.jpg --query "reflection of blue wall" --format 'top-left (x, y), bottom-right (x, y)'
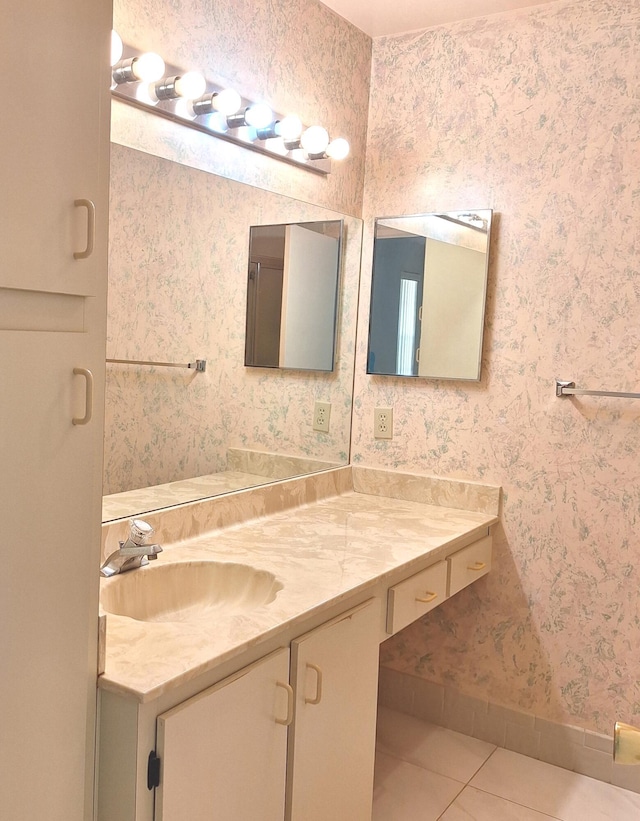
top-left (367, 236), bottom-right (426, 374)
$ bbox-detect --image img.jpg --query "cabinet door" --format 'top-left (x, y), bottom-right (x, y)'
top-left (0, 327), bottom-right (106, 819)
top-left (156, 648), bottom-right (291, 821)
top-left (287, 599), bottom-right (380, 821)
top-left (0, 0), bottom-right (111, 296)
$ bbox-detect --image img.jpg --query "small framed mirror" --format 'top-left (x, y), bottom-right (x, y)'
top-left (367, 210), bottom-right (492, 381)
top-left (245, 220), bottom-right (343, 372)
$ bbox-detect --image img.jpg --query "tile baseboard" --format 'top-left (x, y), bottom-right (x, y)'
top-left (378, 666), bottom-right (640, 795)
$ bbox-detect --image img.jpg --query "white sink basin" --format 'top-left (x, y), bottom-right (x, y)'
top-left (100, 560), bottom-right (282, 623)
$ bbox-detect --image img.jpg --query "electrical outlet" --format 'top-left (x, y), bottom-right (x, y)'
top-left (374, 407), bottom-right (393, 439)
top-left (313, 401), bottom-right (331, 433)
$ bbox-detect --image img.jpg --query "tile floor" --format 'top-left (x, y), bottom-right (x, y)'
top-left (373, 707), bottom-right (640, 820)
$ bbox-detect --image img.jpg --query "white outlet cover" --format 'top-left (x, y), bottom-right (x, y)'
top-left (374, 407), bottom-right (393, 439)
top-left (313, 401), bottom-right (331, 433)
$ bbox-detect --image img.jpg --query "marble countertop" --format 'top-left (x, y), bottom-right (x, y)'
top-left (99, 467), bottom-right (500, 703)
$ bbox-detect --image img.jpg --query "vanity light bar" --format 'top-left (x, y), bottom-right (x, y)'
top-left (111, 38), bottom-right (351, 175)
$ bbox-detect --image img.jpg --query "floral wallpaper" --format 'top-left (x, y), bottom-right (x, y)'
top-left (355, 0), bottom-right (640, 735)
top-left (109, 0), bottom-right (640, 738)
top-left (105, 144), bottom-right (361, 494)
top-left (112, 0), bottom-right (371, 216)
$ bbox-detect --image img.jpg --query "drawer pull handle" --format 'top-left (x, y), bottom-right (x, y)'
top-left (415, 591), bottom-right (438, 603)
top-left (275, 681), bottom-right (294, 726)
top-left (468, 561), bottom-right (487, 571)
top-left (72, 367), bottom-right (93, 425)
top-left (73, 198), bottom-right (96, 259)
top-left (305, 663), bottom-right (323, 705)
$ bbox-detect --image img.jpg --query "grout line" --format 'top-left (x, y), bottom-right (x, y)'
top-left (468, 784), bottom-right (565, 821)
top-left (467, 746), bottom-right (500, 785)
top-left (466, 743), bottom-right (499, 783)
top-left (434, 782), bottom-right (466, 821)
top-left (375, 743), bottom-right (469, 782)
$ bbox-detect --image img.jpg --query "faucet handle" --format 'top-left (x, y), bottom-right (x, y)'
top-left (129, 518), bottom-right (154, 545)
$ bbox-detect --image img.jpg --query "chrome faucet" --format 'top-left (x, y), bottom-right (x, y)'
top-left (100, 519), bottom-right (163, 577)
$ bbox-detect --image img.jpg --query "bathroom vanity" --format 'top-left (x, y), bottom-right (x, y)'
top-left (97, 466), bottom-right (500, 821)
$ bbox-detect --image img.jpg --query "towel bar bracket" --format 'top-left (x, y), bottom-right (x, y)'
top-left (555, 379), bottom-right (640, 400)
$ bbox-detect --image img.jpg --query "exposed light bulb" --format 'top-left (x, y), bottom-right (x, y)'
top-left (244, 103), bottom-right (273, 129)
top-left (132, 52), bottom-right (165, 83)
top-left (300, 125), bottom-right (329, 156)
top-left (174, 71), bottom-right (206, 99)
top-left (275, 114), bottom-right (303, 141)
top-left (289, 148), bottom-right (308, 163)
top-left (326, 137), bottom-right (350, 160)
top-left (236, 125), bottom-right (257, 143)
top-left (205, 112), bottom-right (229, 133)
top-left (212, 88), bottom-right (242, 116)
top-left (174, 98), bottom-right (196, 120)
top-left (111, 31), bottom-right (123, 67)
top-left (136, 83), bottom-right (159, 106)
top-left (264, 137), bottom-right (288, 156)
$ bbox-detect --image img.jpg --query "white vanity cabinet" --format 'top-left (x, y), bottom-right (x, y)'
top-left (286, 599), bottom-right (380, 821)
top-left (148, 599), bottom-right (380, 821)
top-left (155, 648), bottom-right (291, 821)
top-left (98, 600), bottom-right (381, 821)
top-left (97, 497), bottom-right (498, 821)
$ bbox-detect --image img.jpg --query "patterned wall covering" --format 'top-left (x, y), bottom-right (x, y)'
top-left (112, 0), bottom-right (371, 216)
top-left (105, 144), bottom-right (361, 494)
top-left (354, 0), bottom-right (640, 734)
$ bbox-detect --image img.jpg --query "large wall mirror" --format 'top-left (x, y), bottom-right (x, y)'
top-left (245, 220), bottom-right (343, 372)
top-left (103, 144), bottom-right (362, 523)
top-left (367, 210), bottom-right (492, 381)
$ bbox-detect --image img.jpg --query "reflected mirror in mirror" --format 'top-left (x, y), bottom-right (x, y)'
top-left (245, 220), bottom-right (343, 371)
top-left (367, 210), bottom-right (492, 381)
top-left (103, 145), bottom-right (362, 523)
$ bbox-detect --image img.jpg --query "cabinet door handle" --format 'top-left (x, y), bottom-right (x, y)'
top-left (275, 681), bottom-right (294, 726)
top-left (415, 591), bottom-right (438, 603)
top-left (72, 367), bottom-right (93, 425)
top-left (467, 561), bottom-right (487, 571)
top-left (73, 198), bottom-right (96, 259)
top-left (304, 663), bottom-right (323, 705)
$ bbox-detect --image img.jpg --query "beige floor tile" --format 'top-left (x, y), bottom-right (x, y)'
top-left (439, 785), bottom-right (562, 820)
top-left (470, 748), bottom-right (640, 821)
top-left (376, 706), bottom-right (496, 783)
top-left (373, 751), bottom-right (464, 821)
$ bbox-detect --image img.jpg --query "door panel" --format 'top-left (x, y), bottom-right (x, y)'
top-left (287, 599), bottom-right (380, 821)
top-left (156, 648), bottom-right (290, 821)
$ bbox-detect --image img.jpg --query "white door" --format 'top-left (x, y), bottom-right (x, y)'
top-left (419, 239), bottom-right (486, 380)
top-left (280, 224), bottom-right (340, 371)
top-left (286, 599), bottom-right (381, 821)
top-left (0, 0), bottom-right (111, 296)
top-left (156, 648), bottom-right (291, 821)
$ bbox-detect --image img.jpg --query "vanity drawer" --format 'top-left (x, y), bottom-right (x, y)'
top-left (447, 535), bottom-right (492, 597)
top-left (386, 561), bottom-right (448, 635)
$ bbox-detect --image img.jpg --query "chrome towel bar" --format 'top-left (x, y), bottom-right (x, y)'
top-left (107, 358), bottom-right (207, 372)
top-left (555, 379), bottom-right (640, 399)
